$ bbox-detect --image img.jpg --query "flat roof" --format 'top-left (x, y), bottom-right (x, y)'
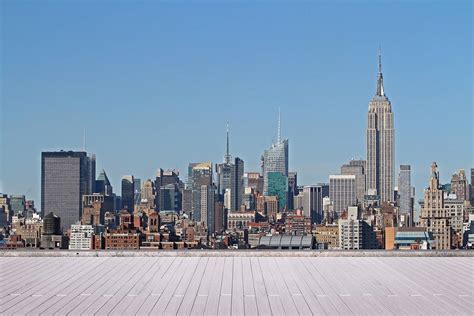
top-left (0, 256), bottom-right (472, 315)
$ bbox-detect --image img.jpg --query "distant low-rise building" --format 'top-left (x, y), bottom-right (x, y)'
top-left (314, 224), bottom-right (339, 249)
top-left (69, 224), bottom-right (94, 250)
top-left (385, 227), bottom-right (433, 250)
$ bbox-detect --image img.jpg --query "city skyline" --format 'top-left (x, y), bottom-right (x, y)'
top-left (1, 1), bottom-right (472, 206)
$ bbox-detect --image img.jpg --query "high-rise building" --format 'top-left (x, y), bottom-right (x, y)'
top-left (10, 195), bottom-right (26, 216)
top-left (419, 162), bottom-right (451, 250)
top-left (471, 168), bottom-right (474, 205)
top-left (216, 124), bottom-right (244, 212)
top-left (263, 109), bottom-right (289, 196)
top-left (188, 162), bottom-right (213, 221)
top-left (95, 169), bottom-right (113, 196)
top-left (121, 175), bottom-right (135, 213)
top-left (288, 172), bottom-right (298, 210)
top-left (141, 179), bottom-right (156, 207)
top-left (329, 175), bottom-right (356, 217)
top-left (0, 194), bottom-right (11, 227)
top-left (200, 184), bottom-right (216, 234)
top-left (398, 165), bottom-right (414, 226)
top-left (302, 184), bottom-right (329, 224)
top-left (234, 157), bottom-right (244, 211)
top-left (216, 125), bottom-right (235, 212)
top-left (341, 160), bottom-right (366, 204)
top-left (86, 154), bottom-right (96, 195)
top-left (366, 53), bottom-right (395, 203)
top-left (41, 151), bottom-right (94, 232)
top-left (243, 172), bottom-right (264, 194)
top-left (450, 169), bottom-right (469, 201)
top-left (155, 169), bottom-right (181, 211)
top-left (159, 183), bottom-right (182, 212)
top-left (267, 172), bottom-right (288, 210)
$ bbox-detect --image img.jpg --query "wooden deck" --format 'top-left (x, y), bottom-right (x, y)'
top-left (0, 256), bottom-right (472, 315)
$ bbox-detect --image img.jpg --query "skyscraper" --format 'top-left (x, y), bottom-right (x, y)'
top-left (234, 157), bottom-right (244, 211)
top-left (288, 172), bottom-right (298, 210)
top-left (329, 175), bottom-right (356, 217)
top-left (366, 53), bottom-right (395, 203)
top-left (201, 184), bottom-right (216, 234)
top-left (95, 169), bottom-right (113, 196)
top-left (450, 169), bottom-right (469, 201)
top-left (216, 124), bottom-right (244, 212)
top-left (41, 151), bottom-right (94, 231)
top-left (398, 165), bottom-right (413, 225)
top-left (188, 162), bottom-right (213, 221)
top-left (216, 123), bottom-right (236, 210)
top-left (419, 162), bottom-right (451, 250)
top-left (267, 172), bottom-right (288, 210)
top-left (341, 159), bottom-right (366, 204)
top-left (121, 175), bottom-right (135, 213)
top-left (263, 109), bottom-right (289, 197)
top-left (302, 184), bottom-right (329, 224)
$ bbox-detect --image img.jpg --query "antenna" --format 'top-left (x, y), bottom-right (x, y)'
top-left (378, 45), bottom-right (382, 74)
top-left (224, 122), bottom-right (231, 163)
top-left (277, 107), bottom-right (281, 143)
top-left (83, 128), bottom-right (86, 151)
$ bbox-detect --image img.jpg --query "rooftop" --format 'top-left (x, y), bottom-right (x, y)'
top-left (0, 251), bottom-right (472, 315)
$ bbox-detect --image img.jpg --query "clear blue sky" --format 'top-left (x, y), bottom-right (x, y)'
top-left (1, 1), bottom-right (472, 208)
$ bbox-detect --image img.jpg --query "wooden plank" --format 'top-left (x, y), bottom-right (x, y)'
top-left (249, 257), bottom-right (272, 316)
top-left (202, 257), bottom-right (225, 315)
top-left (176, 257), bottom-right (208, 316)
top-left (241, 257), bottom-right (258, 316)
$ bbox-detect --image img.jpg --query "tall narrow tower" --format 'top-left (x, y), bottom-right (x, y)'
top-left (366, 52), bottom-right (395, 202)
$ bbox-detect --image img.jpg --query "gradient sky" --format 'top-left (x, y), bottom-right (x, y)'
top-left (1, 1), bottom-right (472, 209)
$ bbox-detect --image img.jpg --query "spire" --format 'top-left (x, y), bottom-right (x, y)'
top-left (376, 47), bottom-right (385, 97)
top-left (224, 122), bottom-right (231, 164)
top-left (277, 107), bottom-right (281, 143)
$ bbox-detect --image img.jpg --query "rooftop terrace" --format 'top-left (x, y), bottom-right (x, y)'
top-left (0, 252), bottom-right (472, 315)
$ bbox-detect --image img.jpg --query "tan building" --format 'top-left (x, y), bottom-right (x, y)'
top-left (451, 170), bottom-right (469, 201)
top-left (419, 163), bottom-right (451, 250)
top-left (264, 196), bottom-right (279, 220)
top-left (314, 224), bottom-right (339, 249)
top-left (227, 211), bottom-right (256, 230)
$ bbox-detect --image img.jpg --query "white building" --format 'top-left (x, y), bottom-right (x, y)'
top-left (69, 224), bottom-right (93, 250)
top-left (338, 206), bottom-right (363, 250)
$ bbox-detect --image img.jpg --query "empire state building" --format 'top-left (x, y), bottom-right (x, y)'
top-left (366, 53), bottom-right (395, 203)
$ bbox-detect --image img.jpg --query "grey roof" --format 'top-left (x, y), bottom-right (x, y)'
top-left (259, 235), bottom-right (314, 248)
top-left (0, 256), bottom-right (472, 315)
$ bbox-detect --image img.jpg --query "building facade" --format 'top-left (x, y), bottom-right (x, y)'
top-left (341, 160), bottom-right (366, 204)
top-left (121, 175), bottom-right (135, 213)
top-left (41, 151), bottom-right (95, 232)
top-left (188, 162), bottom-right (213, 222)
top-left (329, 175), bottom-right (356, 217)
top-left (69, 224), bottom-right (93, 250)
top-left (302, 184), bottom-right (329, 224)
top-left (398, 164), bottom-right (414, 226)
